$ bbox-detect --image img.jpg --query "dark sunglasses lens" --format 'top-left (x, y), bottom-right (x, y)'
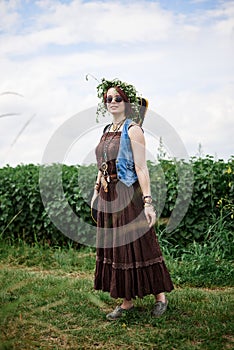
top-left (106, 96), bottom-right (113, 103)
top-left (115, 96), bottom-right (123, 102)
top-left (106, 95), bottom-right (123, 103)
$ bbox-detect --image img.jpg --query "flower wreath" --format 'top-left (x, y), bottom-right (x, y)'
top-left (96, 78), bottom-right (146, 123)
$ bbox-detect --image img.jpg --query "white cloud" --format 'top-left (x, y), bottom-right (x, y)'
top-left (0, 1), bottom-right (174, 56)
top-left (0, 0), bottom-right (233, 165)
top-left (155, 84), bottom-right (234, 158)
top-left (0, 0), bottom-right (21, 32)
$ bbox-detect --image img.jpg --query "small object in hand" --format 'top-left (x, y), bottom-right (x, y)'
top-left (90, 196), bottom-right (99, 224)
top-left (94, 182), bottom-right (100, 192)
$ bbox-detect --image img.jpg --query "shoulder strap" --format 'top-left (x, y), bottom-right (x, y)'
top-left (103, 124), bottom-right (111, 134)
top-left (128, 121), bottom-right (144, 133)
top-left (128, 121), bottom-right (137, 129)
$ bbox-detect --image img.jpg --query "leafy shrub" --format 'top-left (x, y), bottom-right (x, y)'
top-left (0, 164), bottom-right (96, 246)
top-left (150, 156), bottom-right (234, 246)
top-left (0, 156), bottom-right (233, 257)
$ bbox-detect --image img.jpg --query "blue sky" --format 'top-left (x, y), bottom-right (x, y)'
top-left (0, 0), bottom-right (233, 165)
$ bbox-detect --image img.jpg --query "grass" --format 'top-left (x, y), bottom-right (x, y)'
top-left (0, 240), bottom-right (233, 350)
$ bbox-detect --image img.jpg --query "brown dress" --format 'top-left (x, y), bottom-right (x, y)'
top-left (94, 131), bottom-right (174, 300)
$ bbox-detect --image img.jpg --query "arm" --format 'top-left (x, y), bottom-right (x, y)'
top-left (128, 125), bottom-right (156, 227)
top-left (91, 170), bottom-right (102, 208)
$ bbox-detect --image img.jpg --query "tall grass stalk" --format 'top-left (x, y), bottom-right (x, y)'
top-left (0, 209), bottom-right (22, 238)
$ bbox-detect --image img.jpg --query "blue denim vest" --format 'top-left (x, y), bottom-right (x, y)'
top-left (116, 119), bottom-right (138, 187)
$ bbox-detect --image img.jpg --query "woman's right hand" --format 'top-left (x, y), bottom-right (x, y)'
top-left (144, 205), bottom-right (156, 228)
top-left (91, 190), bottom-right (99, 209)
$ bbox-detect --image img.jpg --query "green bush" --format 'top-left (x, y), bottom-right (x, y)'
top-left (156, 156), bottom-right (234, 250)
top-left (0, 156), bottom-right (233, 257)
top-left (0, 164), bottom-right (96, 247)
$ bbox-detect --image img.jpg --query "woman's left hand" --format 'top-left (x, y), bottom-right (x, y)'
top-left (144, 206), bottom-right (156, 227)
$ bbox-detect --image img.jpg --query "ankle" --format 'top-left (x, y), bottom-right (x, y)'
top-left (121, 300), bottom-right (134, 309)
top-left (155, 293), bottom-right (166, 303)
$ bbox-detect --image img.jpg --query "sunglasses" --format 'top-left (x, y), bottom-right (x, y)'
top-left (106, 95), bottom-right (123, 103)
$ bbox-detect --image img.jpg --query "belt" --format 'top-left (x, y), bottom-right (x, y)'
top-left (101, 173), bottom-right (118, 192)
top-left (104, 173), bottom-right (118, 181)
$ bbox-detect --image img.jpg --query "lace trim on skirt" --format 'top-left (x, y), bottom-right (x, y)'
top-left (96, 256), bottom-right (164, 270)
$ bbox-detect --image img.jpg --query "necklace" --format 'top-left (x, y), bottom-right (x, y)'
top-left (102, 119), bottom-right (125, 163)
top-left (112, 118), bottom-right (126, 131)
top-left (100, 119), bottom-right (125, 192)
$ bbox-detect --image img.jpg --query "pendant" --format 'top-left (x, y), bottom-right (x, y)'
top-left (101, 175), bottom-right (108, 192)
top-left (103, 150), bottom-right (108, 162)
top-left (101, 162), bottom-right (108, 172)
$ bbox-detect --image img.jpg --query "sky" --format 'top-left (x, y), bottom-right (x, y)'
top-left (0, 0), bottom-right (233, 166)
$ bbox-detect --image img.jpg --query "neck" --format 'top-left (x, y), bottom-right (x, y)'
top-left (112, 114), bottom-right (126, 124)
top-left (111, 115), bottom-right (126, 132)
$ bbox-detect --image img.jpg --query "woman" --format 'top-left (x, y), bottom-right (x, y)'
top-left (91, 78), bottom-right (174, 321)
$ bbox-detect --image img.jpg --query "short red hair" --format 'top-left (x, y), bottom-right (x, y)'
top-left (104, 86), bottom-right (134, 117)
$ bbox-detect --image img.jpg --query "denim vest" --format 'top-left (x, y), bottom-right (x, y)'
top-left (116, 119), bottom-right (138, 187)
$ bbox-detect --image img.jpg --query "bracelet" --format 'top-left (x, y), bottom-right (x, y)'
top-left (143, 195), bottom-right (153, 204)
top-left (144, 203), bottom-right (154, 208)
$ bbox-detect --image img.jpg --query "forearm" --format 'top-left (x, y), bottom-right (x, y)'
top-left (93, 170), bottom-right (102, 193)
top-left (128, 125), bottom-right (152, 198)
top-left (96, 170), bottom-right (102, 184)
top-left (135, 165), bottom-right (151, 198)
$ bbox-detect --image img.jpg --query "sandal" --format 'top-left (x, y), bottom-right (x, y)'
top-left (151, 299), bottom-right (168, 317)
top-left (106, 305), bottom-right (134, 321)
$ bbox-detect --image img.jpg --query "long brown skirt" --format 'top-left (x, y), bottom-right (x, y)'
top-left (94, 180), bottom-right (174, 300)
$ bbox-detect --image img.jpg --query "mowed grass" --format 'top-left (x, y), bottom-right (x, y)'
top-left (0, 243), bottom-right (233, 350)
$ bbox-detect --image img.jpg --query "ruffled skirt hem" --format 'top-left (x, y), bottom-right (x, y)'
top-left (94, 259), bottom-right (174, 300)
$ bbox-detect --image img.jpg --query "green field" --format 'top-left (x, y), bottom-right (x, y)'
top-left (0, 242), bottom-right (233, 350)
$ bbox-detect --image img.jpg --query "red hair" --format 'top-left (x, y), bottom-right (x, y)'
top-left (104, 86), bottom-right (134, 117)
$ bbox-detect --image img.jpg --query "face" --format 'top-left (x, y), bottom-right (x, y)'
top-left (106, 87), bottom-right (125, 116)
